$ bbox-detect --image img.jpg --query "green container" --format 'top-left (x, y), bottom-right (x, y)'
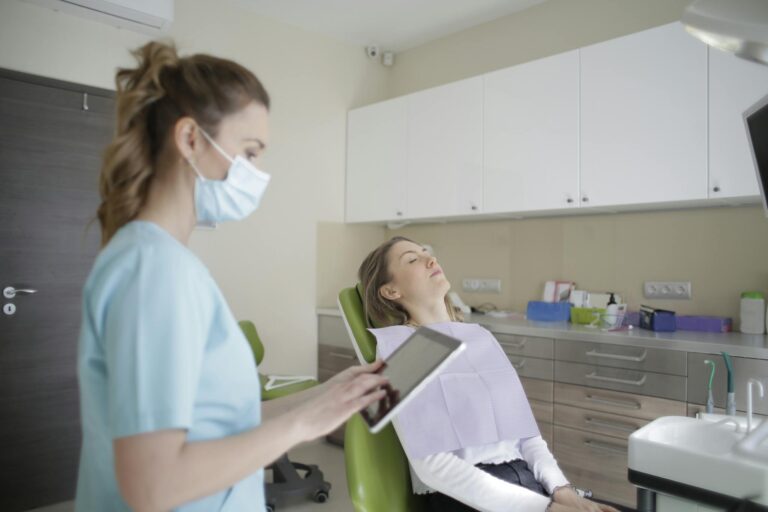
top-left (570, 307), bottom-right (605, 325)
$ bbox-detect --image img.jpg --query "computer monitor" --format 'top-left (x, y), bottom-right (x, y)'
top-left (745, 92), bottom-right (768, 217)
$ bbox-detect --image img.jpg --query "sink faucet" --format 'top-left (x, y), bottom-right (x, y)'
top-left (748, 378), bottom-right (765, 433)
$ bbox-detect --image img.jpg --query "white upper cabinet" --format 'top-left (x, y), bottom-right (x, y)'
top-left (483, 50), bottom-right (580, 213)
top-left (709, 49), bottom-right (768, 200)
top-left (345, 97), bottom-right (408, 222)
top-left (580, 23), bottom-right (708, 208)
top-left (406, 77), bottom-right (484, 219)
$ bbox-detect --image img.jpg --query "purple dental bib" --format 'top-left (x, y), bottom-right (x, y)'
top-left (370, 322), bottom-right (539, 459)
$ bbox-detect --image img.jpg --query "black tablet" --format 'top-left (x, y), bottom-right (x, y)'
top-left (360, 326), bottom-right (465, 433)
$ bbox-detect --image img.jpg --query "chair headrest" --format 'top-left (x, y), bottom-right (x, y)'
top-left (338, 285), bottom-right (378, 363)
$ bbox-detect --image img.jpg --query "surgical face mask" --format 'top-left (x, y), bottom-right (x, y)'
top-left (187, 129), bottom-right (271, 223)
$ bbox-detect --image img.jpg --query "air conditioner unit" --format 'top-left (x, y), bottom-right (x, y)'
top-left (22, 0), bottom-right (174, 35)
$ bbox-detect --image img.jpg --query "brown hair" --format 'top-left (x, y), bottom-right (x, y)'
top-left (358, 236), bottom-right (463, 327)
top-left (97, 41), bottom-right (270, 245)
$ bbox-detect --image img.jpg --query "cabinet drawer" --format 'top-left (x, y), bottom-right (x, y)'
top-left (554, 426), bottom-right (635, 507)
top-left (555, 361), bottom-right (686, 401)
top-left (494, 333), bottom-right (554, 359)
top-left (520, 377), bottom-right (553, 403)
top-left (318, 314), bottom-right (352, 349)
top-left (509, 356), bottom-right (553, 380)
top-left (556, 339), bottom-right (686, 376)
top-left (318, 344), bottom-right (358, 373)
top-left (554, 403), bottom-right (646, 439)
top-left (530, 399), bottom-right (553, 425)
top-left (555, 382), bottom-right (686, 421)
top-left (539, 422), bottom-right (553, 448)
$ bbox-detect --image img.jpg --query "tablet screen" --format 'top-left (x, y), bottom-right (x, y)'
top-left (361, 326), bottom-right (464, 433)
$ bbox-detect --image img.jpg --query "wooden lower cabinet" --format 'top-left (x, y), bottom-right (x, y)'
top-left (554, 425), bottom-right (634, 506)
top-left (553, 382), bottom-right (686, 508)
top-left (318, 342), bottom-right (359, 445)
top-left (520, 377), bottom-right (555, 447)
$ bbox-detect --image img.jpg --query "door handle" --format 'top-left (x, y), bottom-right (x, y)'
top-left (586, 349), bottom-right (647, 362)
top-left (4, 287), bottom-right (38, 299)
top-left (586, 371), bottom-right (647, 387)
top-left (583, 439), bottom-right (627, 455)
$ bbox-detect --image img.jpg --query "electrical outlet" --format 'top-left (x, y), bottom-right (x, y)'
top-left (462, 278), bottom-right (501, 294)
top-left (644, 281), bottom-right (692, 300)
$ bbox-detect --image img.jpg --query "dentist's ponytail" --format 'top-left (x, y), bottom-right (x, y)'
top-left (97, 41), bottom-right (270, 245)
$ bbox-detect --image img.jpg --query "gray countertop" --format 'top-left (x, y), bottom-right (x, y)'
top-left (316, 308), bottom-right (768, 359)
top-left (469, 314), bottom-right (768, 359)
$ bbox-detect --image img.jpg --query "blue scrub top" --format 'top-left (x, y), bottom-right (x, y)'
top-left (75, 221), bottom-right (265, 511)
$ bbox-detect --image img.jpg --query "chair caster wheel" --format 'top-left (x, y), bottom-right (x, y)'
top-left (314, 490), bottom-right (329, 503)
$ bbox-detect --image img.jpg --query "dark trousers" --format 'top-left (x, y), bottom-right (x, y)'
top-left (425, 459), bottom-right (548, 512)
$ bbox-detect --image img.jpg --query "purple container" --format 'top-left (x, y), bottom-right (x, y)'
top-left (639, 306), bottom-right (676, 332)
top-left (676, 315), bottom-right (732, 333)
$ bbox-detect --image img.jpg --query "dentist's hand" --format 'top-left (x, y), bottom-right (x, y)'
top-left (325, 359), bottom-right (385, 387)
top-left (291, 363), bottom-right (389, 441)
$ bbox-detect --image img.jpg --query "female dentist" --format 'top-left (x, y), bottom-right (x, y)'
top-left (75, 42), bottom-right (387, 512)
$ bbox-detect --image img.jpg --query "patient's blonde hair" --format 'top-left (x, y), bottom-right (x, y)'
top-left (358, 236), bottom-right (463, 327)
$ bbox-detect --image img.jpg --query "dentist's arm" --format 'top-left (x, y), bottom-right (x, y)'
top-left (114, 371), bottom-right (387, 512)
top-left (261, 360), bottom-right (384, 419)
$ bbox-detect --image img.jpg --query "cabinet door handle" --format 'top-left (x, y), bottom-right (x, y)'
top-left (583, 439), bottom-right (627, 455)
top-left (585, 394), bottom-right (642, 410)
top-left (586, 372), bottom-right (647, 387)
top-left (500, 339), bottom-right (527, 350)
top-left (584, 416), bottom-right (639, 434)
top-left (511, 359), bottom-right (526, 370)
top-left (585, 349), bottom-right (647, 362)
top-left (329, 351), bottom-right (356, 360)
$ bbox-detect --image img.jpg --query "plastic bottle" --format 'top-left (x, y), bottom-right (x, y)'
top-left (605, 293), bottom-right (619, 328)
top-left (740, 291), bottom-right (766, 334)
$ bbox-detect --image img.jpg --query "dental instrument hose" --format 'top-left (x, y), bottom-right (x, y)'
top-left (722, 352), bottom-right (736, 416)
top-left (704, 359), bottom-right (715, 414)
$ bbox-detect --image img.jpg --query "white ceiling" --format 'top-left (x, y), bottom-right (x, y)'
top-left (233, 0), bottom-right (548, 52)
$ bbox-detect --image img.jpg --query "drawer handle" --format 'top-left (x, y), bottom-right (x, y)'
top-left (329, 351), bottom-right (356, 360)
top-left (585, 349), bottom-right (647, 363)
top-left (583, 439), bottom-right (627, 455)
top-left (512, 359), bottom-right (526, 370)
top-left (585, 394), bottom-right (642, 410)
top-left (501, 339), bottom-right (527, 350)
top-left (584, 416), bottom-right (639, 434)
top-left (586, 372), bottom-right (647, 387)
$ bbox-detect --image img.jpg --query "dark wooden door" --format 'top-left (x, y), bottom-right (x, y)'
top-left (0, 69), bottom-right (114, 511)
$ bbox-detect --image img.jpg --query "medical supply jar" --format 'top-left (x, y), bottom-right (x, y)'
top-left (740, 291), bottom-right (766, 334)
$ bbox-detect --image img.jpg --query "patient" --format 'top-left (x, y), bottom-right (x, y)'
top-left (358, 237), bottom-right (619, 512)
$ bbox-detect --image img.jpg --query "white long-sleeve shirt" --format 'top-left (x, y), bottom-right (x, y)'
top-left (396, 420), bottom-right (570, 512)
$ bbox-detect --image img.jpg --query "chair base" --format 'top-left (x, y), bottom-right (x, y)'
top-left (265, 454), bottom-right (331, 511)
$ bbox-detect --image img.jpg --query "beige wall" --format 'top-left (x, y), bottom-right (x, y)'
top-left (0, 0), bottom-right (390, 375)
top-left (389, 0), bottom-right (691, 96)
top-left (387, 206), bottom-right (768, 324)
top-left (316, 0), bottom-right (768, 330)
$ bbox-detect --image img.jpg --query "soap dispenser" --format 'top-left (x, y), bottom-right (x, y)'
top-left (605, 293), bottom-right (619, 328)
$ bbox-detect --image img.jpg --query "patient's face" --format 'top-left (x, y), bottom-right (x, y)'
top-left (383, 240), bottom-right (450, 305)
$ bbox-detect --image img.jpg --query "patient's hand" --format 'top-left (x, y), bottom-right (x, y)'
top-left (552, 487), bottom-right (619, 512)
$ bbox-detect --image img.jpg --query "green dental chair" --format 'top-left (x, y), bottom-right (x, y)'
top-left (238, 320), bottom-right (331, 512)
top-left (337, 285), bottom-right (427, 512)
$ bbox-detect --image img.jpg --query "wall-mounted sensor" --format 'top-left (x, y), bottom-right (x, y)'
top-left (382, 52), bottom-right (395, 66)
top-left (365, 45), bottom-right (380, 59)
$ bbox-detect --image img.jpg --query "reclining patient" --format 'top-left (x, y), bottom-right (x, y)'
top-left (358, 237), bottom-right (618, 512)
